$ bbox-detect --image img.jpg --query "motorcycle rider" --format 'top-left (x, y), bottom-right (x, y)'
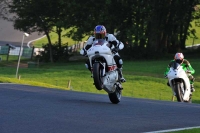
top-left (164, 52), bottom-right (195, 92)
top-left (80, 25), bottom-right (126, 83)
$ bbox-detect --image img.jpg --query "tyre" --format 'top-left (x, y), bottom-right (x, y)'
top-left (93, 62), bottom-right (103, 90)
top-left (174, 82), bottom-right (191, 103)
top-left (175, 82), bottom-right (184, 102)
top-left (108, 84), bottom-right (121, 104)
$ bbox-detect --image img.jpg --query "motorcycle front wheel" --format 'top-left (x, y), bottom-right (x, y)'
top-left (93, 62), bottom-right (103, 90)
top-left (175, 82), bottom-right (192, 103)
top-left (175, 82), bottom-right (184, 102)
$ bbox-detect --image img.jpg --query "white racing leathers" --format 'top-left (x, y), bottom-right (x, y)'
top-left (80, 34), bottom-right (124, 56)
top-left (80, 38), bottom-right (123, 104)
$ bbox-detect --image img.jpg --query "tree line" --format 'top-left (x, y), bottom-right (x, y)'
top-left (0, 0), bottom-right (200, 62)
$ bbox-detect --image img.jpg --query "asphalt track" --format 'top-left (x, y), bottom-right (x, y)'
top-left (1, 84), bottom-right (200, 133)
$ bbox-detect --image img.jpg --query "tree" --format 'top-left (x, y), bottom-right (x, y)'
top-left (145, 0), bottom-right (199, 53)
top-left (0, 0), bottom-right (10, 19)
top-left (8, 0), bottom-right (200, 60)
top-left (9, 0), bottom-right (73, 62)
top-left (64, 0), bottom-right (200, 57)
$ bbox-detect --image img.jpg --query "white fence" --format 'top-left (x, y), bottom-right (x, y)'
top-left (1, 41), bottom-right (85, 57)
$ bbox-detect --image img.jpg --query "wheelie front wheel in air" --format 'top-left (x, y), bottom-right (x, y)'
top-left (93, 62), bottom-right (103, 90)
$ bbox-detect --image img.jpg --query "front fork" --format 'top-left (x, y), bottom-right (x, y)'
top-left (90, 62), bottom-right (106, 78)
top-left (99, 62), bottom-right (106, 77)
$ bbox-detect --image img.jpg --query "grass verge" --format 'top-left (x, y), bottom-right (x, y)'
top-left (0, 57), bottom-right (200, 103)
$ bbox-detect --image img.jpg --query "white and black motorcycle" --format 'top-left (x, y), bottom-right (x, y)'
top-left (82, 39), bottom-right (123, 104)
top-left (167, 62), bottom-right (192, 103)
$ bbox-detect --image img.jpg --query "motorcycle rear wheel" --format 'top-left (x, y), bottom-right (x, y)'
top-left (108, 84), bottom-right (121, 104)
top-left (93, 62), bottom-right (103, 90)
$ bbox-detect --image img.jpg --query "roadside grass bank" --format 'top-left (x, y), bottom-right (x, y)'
top-left (0, 57), bottom-right (200, 103)
top-left (33, 28), bottom-right (89, 48)
top-left (169, 128), bottom-right (200, 133)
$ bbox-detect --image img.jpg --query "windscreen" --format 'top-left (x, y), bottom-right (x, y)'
top-left (93, 39), bottom-right (107, 46)
top-left (171, 61), bottom-right (179, 69)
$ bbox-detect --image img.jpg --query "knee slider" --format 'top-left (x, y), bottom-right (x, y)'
top-left (119, 59), bottom-right (123, 65)
top-left (114, 55), bottom-right (123, 68)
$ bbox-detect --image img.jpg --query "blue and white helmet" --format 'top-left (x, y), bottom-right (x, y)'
top-left (94, 25), bottom-right (106, 39)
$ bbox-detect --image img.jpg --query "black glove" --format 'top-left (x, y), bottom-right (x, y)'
top-left (112, 48), bottom-right (119, 54)
top-left (83, 49), bottom-right (89, 57)
top-left (109, 41), bottom-right (117, 46)
top-left (80, 49), bottom-right (87, 56)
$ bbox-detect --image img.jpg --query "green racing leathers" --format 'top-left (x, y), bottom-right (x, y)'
top-left (164, 59), bottom-right (195, 84)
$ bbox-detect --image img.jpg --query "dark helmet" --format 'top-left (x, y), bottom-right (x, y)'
top-left (174, 53), bottom-right (184, 64)
top-left (94, 25), bottom-right (106, 39)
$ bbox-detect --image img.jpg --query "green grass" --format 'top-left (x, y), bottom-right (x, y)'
top-left (33, 28), bottom-right (89, 47)
top-left (0, 56), bottom-right (200, 103)
top-left (186, 21), bottom-right (200, 46)
top-left (169, 128), bottom-right (200, 133)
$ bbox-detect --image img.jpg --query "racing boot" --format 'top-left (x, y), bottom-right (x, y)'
top-left (118, 68), bottom-right (126, 83)
top-left (85, 60), bottom-right (93, 74)
top-left (189, 76), bottom-right (195, 92)
top-left (167, 81), bottom-right (170, 86)
top-left (191, 84), bottom-right (195, 92)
